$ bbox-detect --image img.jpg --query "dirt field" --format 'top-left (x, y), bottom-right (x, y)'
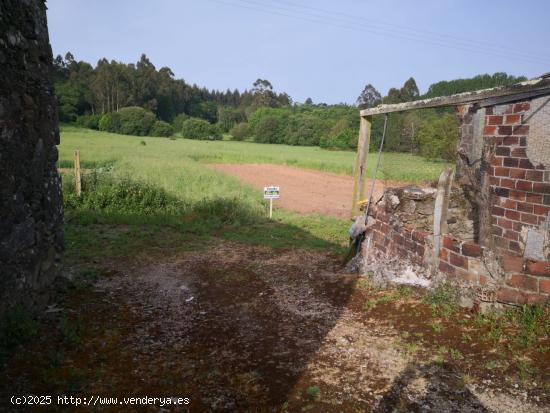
top-left (3, 239), bottom-right (548, 412)
top-left (210, 164), bottom-right (405, 218)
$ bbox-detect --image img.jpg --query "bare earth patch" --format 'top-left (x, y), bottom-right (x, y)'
top-left (3, 240), bottom-right (547, 412)
top-left (210, 163), bottom-right (406, 218)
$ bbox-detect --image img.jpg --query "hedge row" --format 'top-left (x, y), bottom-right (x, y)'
top-left (76, 107), bottom-right (174, 137)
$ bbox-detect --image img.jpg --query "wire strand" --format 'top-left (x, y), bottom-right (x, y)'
top-left (205, 0), bottom-right (550, 66)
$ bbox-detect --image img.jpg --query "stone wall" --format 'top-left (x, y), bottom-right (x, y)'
top-left (0, 0), bottom-right (63, 315)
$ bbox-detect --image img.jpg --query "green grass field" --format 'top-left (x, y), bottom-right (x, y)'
top-left (58, 125), bottom-right (450, 258)
top-left (58, 125), bottom-right (450, 183)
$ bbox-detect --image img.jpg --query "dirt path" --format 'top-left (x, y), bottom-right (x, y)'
top-left (3, 240), bottom-right (547, 412)
top-left (210, 164), bottom-right (405, 218)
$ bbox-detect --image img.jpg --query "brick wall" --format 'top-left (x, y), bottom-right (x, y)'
top-left (438, 235), bottom-right (549, 305)
top-left (369, 209), bottom-right (430, 267)
top-left (363, 96), bottom-right (550, 307)
top-left (484, 101), bottom-right (550, 256)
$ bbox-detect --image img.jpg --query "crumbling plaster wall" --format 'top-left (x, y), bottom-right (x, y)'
top-left (0, 0), bottom-right (63, 315)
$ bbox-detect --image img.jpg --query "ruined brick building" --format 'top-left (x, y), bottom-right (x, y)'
top-left (356, 76), bottom-right (550, 307)
top-left (0, 0), bottom-right (63, 316)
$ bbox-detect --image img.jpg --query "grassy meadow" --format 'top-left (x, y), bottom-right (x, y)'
top-left (59, 125), bottom-right (450, 183)
top-left (57, 125), bottom-right (450, 260)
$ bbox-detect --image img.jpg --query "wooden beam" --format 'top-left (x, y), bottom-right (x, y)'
top-left (351, 116), bottom-right (372, 217)
top-left (360, 76), bottom-right (550, 116)
top-left (74, 149), bottom-right (81, 197)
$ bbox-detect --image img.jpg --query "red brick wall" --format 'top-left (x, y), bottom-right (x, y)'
top-left (366, 212), bottom-right (550, 305)
top-left (484, 101), bottom-right (550, 256)
top-left (364, 98), bottom-right (550, 306)
top-left (369, 209), bottom-right (429, 267)
top-left (438, 235), bottom-right (549, 305)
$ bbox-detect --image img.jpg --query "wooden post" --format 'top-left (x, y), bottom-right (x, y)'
top-left (74, 149), bottom-right (81, 197)
top-left (351, 115), bottom-right (372, 217)
top-left (269, 198), bottom-right (273, 219)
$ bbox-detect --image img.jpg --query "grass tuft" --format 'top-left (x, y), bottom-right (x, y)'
top-left (423, 282), bottom-right (460, 317)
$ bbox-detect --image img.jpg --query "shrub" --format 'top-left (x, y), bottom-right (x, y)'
top-left (181, 117), bottom-right (222, 140)
top-left (117, 106), bottom-right (156, 136)
top-left (285, 115), bottom-right (323, 146)
top-left (75, 114), bottom-right (102, 130)
top-left (320, 128), bottom-right (357, 149)
top-left (218, 107), bottom-right (244, 132)
top-left (172, 113), bottom-right (189, 133)
top-left (64, 171), bottom-right (181, 215)
top-left (229, 122), bottom-right (250, 141)
top-left (416, 112), bottom-right (458, 161)
top-left (150, 120), bottom-right (174, 137)
top-left (254, 116), bottom-right (284, 144)
top-left (98, 112), bottom-right (121, 133)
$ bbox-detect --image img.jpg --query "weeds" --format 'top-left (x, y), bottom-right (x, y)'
top-left (423, 283), bottom-right (460, 317)
top-left (402, 342), bottom-right (419, 356)
top-left (461, 333), bottom-right (472, 342)
top-left (509, 304), bottom-right (549, 347)
top-left (450, 348), bottom-right (464, 360)
top-left (516, 359), bottom-right (537, 382)
top-left (363, 286), bottom-right (414, 312)
top-left (459, 374), bottom-right (474, 386)
top-left (306, 385), bottom-right (321, 399)
top-left (430, 321), bottom-right (443, 333)
top-left (485, 360), bottom-right (501, 370)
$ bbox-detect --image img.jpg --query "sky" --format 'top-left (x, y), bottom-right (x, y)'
top-left (46, 0), bottom-right (550, 104)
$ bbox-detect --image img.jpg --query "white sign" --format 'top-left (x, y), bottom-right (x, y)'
top-left (263, 186), bottom-right (280, 200)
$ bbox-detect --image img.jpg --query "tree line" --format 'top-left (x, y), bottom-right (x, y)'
top-left (54, 52), bottom-right (525, 160)
top-left (54, 52), bottom-right (292, 123)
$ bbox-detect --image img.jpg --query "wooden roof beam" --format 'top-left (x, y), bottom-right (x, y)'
top-left (360, 75), bottom-right (550, 116)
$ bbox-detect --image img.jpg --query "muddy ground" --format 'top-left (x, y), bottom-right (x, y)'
top-left (2, 240), bottom-right (548, 412)
top-left (210, 164), bottom-right (406, 218)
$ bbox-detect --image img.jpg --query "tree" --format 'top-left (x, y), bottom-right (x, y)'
top-left (171, 113), bottom-right (189, 133)
top-left (252, 78), bottom-right (273, 94)
top-left (383, 87), bottom-right (402, 104)
top-left (424, 72), bottom-right (527, 99)
top-left (416, 112), bottom-right (458, 160)
top-left (381, 78), bottom-right (419, 104)
top-left (250, 78), bottom-right (282, 110)
top-left (356, 84), bottom-right (381, 109)
top-left (254, 116), bottom-right (283, 143)
top-left (400, 77), bottom-right (420, 102)
top-left (217, 107), bottom-right (244, 132)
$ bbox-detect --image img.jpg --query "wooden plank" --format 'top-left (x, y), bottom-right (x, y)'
top-left (351, 116), bottom-right (372, 217)
top-left (360, 76), bottom-right (550, 116)
top-left (74, 149), bottom-right (81, 197)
